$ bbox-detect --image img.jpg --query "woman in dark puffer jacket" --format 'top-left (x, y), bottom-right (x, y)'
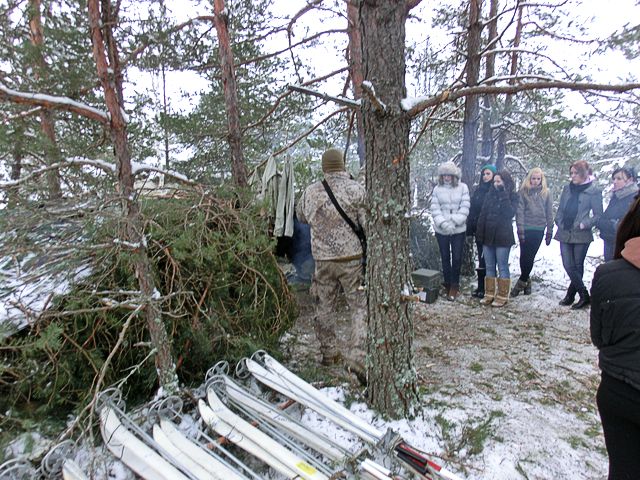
top-left (476, 170), bottom-right (519, 308)
top-left (466, 164), bottom-right (496, 298)
top-left (591, 193), bottom-right (640, 480)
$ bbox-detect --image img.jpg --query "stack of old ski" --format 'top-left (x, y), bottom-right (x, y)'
top-left (98, 388), bottom-right (257, 480)
top-left (204, 365), bottom-right (396, 479)
top-left (240, 350), bottom-right (463, 480)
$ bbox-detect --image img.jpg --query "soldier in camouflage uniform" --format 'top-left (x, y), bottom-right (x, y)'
top-left (296, 148), bottom-right (367, 368)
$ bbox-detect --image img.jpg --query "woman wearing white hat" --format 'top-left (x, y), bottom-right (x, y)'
top-left (429, 161), bottom-right (470, 301)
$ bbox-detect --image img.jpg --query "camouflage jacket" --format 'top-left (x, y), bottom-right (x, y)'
top-left (297, 172), bottom-right (366, 261)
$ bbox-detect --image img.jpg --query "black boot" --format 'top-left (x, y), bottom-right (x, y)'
top-left (571, 289), bottom-right (591, 310)
top-left (559, 284), bottom-right (577, 306)
top-left (472, 268), bottom-right (486, 298)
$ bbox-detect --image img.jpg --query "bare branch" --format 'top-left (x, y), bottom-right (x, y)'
top-left (288, 84), bottom-right (360, 107)
top-left (405, 81), bottom-right (640, 118)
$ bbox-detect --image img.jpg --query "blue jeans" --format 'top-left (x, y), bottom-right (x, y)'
top-left (435, 232), bottom-right (465, 286)
top-left (560, 242), bottom-right (590, 291)
top-left (483, 245), bottom-right (511, 278)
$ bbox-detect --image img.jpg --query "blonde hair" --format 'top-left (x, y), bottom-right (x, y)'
top-left (520, 167), bottom-right (549, 198)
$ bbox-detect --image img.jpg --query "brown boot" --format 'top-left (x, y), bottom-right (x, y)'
top-left (492, 278), bottom-right (511, 308)
top-left (447, 285), bottom-right (459, 301)
top-left (321, 352), bottom-right (342, 366)
top-left (480, 277), bottom-right (496, 305)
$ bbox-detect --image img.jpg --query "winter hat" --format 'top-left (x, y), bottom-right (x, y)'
top-left (437, 161), bottom-right (461, 178)
top-left (322, 148), bottom-right (345, 173)
top-left (481, 164), bottom-right (497, 174)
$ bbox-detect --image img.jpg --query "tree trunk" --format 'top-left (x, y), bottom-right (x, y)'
top-left (28, 0), bottom-right (62, 200)
top-left (347, 3), bottom-right (366, 167)
top-left (213, 0), bottom-right (248, 187)
top-left (8, 126), bottom-right (24, 207)
top-left (460, 0), bottom-right (483, 188)
top-left (88, 0), bottom-right (179, 393)
top-left (496, 5), bottom-right (523, 171)
top-left (480, 0), bottom-right (499, 163)
top-left (360, 0), bottom-right (419, 419)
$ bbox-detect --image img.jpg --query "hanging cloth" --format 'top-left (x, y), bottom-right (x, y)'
top-left (274, 157), bottom-right (295, 237)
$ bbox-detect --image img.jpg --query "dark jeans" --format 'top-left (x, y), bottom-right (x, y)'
top-left (435, 232), bottom-right (465, 286)
top-left (475, 238), bottom-right (486, 270)
top-left (597, 373), bottom-right (640, 480)
top-left (559, 242), bottom-right (590, 291)
top-left (604, 240), bottom-right (615, 262)
top-left (518, 229), bottom-right (544, 282)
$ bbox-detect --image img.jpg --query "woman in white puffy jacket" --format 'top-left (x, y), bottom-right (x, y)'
top-left (429, 161), bottom-right (470, 300)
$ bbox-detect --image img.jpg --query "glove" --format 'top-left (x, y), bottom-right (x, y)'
top-left (496, 185), bottom-right (505, 192)
top-left (545, 231), bottom-right (552, 246)
top-left (440, 220), bottom-right (453, 232)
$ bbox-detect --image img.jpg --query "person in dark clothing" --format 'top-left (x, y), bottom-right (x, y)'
top-left (466, 164), bottom-right (496, 298)
top-left (476, 170), bottom-right (519, 308)
top-left (554, 160), bottom-right (603, 309)
top-left (590, 194), bottom-right (640, 480)
top-left (596, 167), bottom-right (638, 262)
top-left (511, 167), bottom-right (554, 297)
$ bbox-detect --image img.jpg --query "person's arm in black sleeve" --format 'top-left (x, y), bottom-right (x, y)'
top-left (590, 266), bottom-right (604, 348)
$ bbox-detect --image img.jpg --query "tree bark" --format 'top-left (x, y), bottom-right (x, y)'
top-left (88, 0), bottom-right (179, 393)
top-left (460, 0), bottom-right (483, 188)
top-left (480, 0), bottom-right (499, 163)
top-left (347, 3), bottom-right (365, 167)
top-left (496, 5), bottom-right (523, 171)
top-left (28, 0), bottom-right (62, 200)
top-left (360, 0), bottom-right (419, 418)
top-left (213, 0), bottom-right (248, 187)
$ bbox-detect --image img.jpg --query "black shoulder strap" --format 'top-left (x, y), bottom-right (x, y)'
top-left (321, 179), bottom-right (364, 239)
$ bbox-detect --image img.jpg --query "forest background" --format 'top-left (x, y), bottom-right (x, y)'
top-left (1, 0), bottom-right (639, 468)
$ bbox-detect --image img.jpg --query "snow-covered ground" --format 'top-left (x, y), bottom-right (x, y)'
top-left (1, 235), bottom-right (608, 479)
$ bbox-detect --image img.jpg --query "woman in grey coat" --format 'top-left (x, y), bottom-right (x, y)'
top-left (555, 160), bottom-right (603, 309)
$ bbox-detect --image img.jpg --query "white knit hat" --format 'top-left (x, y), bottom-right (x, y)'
top-left (437, 161), bottom-right (461, 178)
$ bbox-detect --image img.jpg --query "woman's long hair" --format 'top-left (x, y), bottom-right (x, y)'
top-left (520, 167), bottom-right (549, 198)
top-left (496, 170), bottom-right (515, 194)
top-left (614, 194), bottom-right (640, 259)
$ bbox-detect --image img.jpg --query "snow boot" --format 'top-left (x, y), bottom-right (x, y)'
top-left (559, 284), bottom-right (577, 306)
top-left (472, 268), bottom-right (486, 298)
top-left (492, 278), bottom-right (511, 307)
top-left (480, 277), bottom-right (496, 305)
top-left (523, 278), bottom-right (532, 295)
top-left (447, 285), bottom-right (459, 301)
top-left (510, 279), bottom-right (527, 298)
top-left (571, 289), bottom-right (591, 310)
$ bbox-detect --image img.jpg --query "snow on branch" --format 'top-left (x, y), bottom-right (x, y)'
top-left (404, 80), bottom-right (640, 118)
top-left (288, 84), bottom-right (361, 107)
top-left (0, 83), bottom-right (109, 124)
top-left (361, 81), bottom-right (387, 114)
top-left (0, 157), bottom-right (197, 189)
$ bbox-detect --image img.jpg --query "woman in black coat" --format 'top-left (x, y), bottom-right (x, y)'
top-left (476, 170), bottom-right (519, 308)
top-left (466, 164), bottom-right (496, 297)
top-left (591, 193), bottom-right (640, 480)
top-left (596, 166), bottom-right (638, 261)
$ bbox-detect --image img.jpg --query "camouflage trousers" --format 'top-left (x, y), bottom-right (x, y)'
top-left (314, 258), bottom-right (367, 363)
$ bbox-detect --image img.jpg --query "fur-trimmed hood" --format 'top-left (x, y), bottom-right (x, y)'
top-left (437, 161), bottom-right (461, 178)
